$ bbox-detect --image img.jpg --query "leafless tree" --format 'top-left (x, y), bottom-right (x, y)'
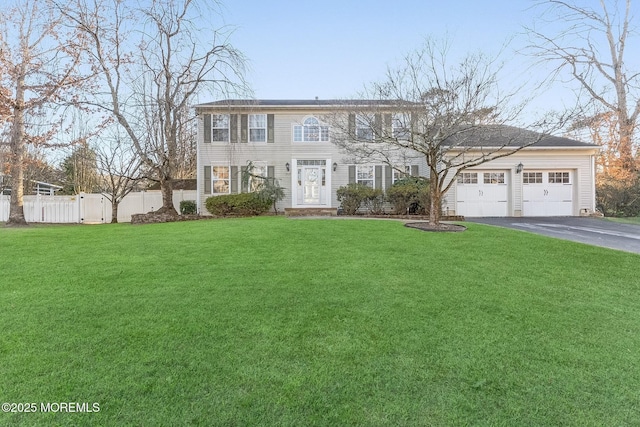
top-left (527, 0), bottom-right (639, 176)
top-left (332, 39), bottom-right (566, 225)
top-left (0, 0), bottom-right (90, 225)
top-left (94, 129), bottom-right (144, 223)
top-left (65, 0), bottom-right (247, 216)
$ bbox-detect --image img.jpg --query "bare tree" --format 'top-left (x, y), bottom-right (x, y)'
top-left (332, 39), bottom-right (565, 226)
top-left (65, 0), bottom-right (247, 217)
top-left (0, 0), bottom-right (89, 225)
top-left (94, 129), bottom-right (143, 223)
top-left (527, 0), bottom-right (639, 176)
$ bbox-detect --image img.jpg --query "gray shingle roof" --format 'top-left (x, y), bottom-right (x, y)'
top-left (444, 125), bottom-right (596, 148)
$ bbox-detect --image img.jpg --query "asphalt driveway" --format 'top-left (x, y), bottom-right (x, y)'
top-left (465, 217), bottom-right (640, 254)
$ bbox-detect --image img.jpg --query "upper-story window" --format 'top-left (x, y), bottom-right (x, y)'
top-left (249, 114), bottom-right (267, 142)
top-left (392, 113), bottom-right (411, 139)
top-left (211, 114), bottom-right (229, 142)
top-left (356, 114), bottom-right (374, 141)
top-left (293, 117), bottom-right (329, 142)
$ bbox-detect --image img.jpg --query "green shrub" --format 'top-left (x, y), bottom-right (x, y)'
top-left (337, 183), bottom-right (371, 215)
top-left (363, 188), bottom-right (385, 214)
top-left (386, 177), bottom-right (430, 215)
top-left (205, 193), bottom-right (271, 217)
top-left (179, 200), bottom-right (197, 215)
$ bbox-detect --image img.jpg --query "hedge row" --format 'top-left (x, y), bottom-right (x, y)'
top-left (205, 193), bottom-right (271, 217)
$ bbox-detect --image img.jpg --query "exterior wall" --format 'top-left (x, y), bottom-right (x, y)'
top-left (196, 103), bottom-right (597, 217)
top-left (442, 149), bottom-right (597, 216)
top-left (196, 107), bottom-right (420, 214)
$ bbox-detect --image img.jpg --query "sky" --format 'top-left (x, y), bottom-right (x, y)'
top-left (219, 0), bottom-right (532, 100)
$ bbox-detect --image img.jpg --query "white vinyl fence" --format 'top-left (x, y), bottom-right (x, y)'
top-left (0, 190), bottom-right (197, 223)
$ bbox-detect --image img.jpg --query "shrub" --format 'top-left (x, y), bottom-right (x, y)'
top-left (337, 183), bottom-right (373, 215)
top-left (205, 193), bottom-right (271, 217)
top-left (179, 200), bottom-right (197, 215)
top-left (596, 174), bottom-right (640, 217)
top-left (363, 188), bottom-right (385, 214)
top-left (386, 177), bottom-right (430, 215)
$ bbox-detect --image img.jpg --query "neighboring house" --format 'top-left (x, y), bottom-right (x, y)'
top-left (194, 99), bottom-right (599, 217)
top-left (0, 175), bottom-right (63, 196)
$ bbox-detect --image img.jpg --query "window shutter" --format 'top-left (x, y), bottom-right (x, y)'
top-left (384, 114), bottom-right (392, 134)
top-left (385, 166), bottom-right (392, 189)
top-left (375, 165), bottom-right (382, 189)
top-left (374, 114), bottom-right (382, 140)
top-left (348, 165), bottom-right (356, 184)
top-left (267, 114), bottom-right (274, 143)
top-left (267, 165), bottom-right (275, 178)
top-left (240, 166), bottom-right (248, 192)
top-left (348, 114), bottom-right (355, 138)
top-left (204, 114), bottom-right (211, 144)
top-left (231, 166), bottom-right (238, 193)
top-left (204, 166), bottom-right (211, 194)
top-left (230, 114), bottom-right (238, 143)
top-left (241, 114), bottom-right (248, 143)
top-left (411, 165), bottom-right (419, 177)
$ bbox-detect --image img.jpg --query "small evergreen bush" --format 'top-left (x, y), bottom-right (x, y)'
top-left (337, 183), bottom-right (373, 215)
top-left (205, 193), bottom-right (271, 217)
top-left (179, 200), bottom-right (197, 215)
top-left (386, 177), bottom-right (430, 215)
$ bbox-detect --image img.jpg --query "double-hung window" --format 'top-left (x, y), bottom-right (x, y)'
top-left (249, 162), bottom-right (267, 192)
top-left (212, 166), bottom-right (230, 194)
top-left (356, 165), bottom-right (375, 187)
top-left (356, 114), bottom-right (374, 141)
top-left (393, 166), bottom-right (411, 183)
top-left (249, 114), bottom-right (267, 142)
top-left (392, 113), bottom-right (411, 139)
top-left (211, 114), bottom-right (229, 142)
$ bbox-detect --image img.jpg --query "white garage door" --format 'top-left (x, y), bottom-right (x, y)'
top-left (456, 171), bottom-right (509, 217)
top-left (523, 171), bottom-right (573, 216)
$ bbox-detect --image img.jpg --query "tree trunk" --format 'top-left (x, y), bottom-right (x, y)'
top-left (618, 120), bottom-right (636, 174)
top-left (111, 200), bottom-right (119, 223)
top-left (155, 177), bottom-right (177, 215)
top-left (6, 78), bottom-right (27, 227)
top-left (429, 181), bottom-right (442, 225)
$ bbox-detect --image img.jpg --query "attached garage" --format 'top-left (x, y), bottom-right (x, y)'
top-left (523, 170), bottom-right (573, 216)
top-left (456, 171), bottom-right (509, 217)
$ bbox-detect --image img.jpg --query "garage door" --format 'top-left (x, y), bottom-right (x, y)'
top-left (456, 171), bottom-right (509, 217)
top-left (523, 171), bottom-right (573, 216)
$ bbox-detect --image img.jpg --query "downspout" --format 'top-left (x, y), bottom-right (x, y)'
top-left (196, 113), bottom-right (201, 214)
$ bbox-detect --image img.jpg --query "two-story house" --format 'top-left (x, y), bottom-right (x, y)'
top-left (194, 99), bottom-right (599, 217)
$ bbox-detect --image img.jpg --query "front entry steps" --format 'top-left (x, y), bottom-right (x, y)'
top-left (285, 208), bottom-right (338, 217)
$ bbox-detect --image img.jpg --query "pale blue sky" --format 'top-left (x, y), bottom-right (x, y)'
top-left (220, 1), bottom-right (540, 100)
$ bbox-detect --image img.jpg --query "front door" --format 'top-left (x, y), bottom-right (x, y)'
top-left (302, 166), bottom-right (321, 204)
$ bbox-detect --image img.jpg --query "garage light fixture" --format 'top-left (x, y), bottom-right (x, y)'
top-left (333, 162), bottom-right (338, 171)
top-left (516, 162), bottom-right (523, 174)
top-left (285, 162), bottom-right (290, 172)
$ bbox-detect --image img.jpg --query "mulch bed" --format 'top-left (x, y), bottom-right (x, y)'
top-left (404, 222), bottom-right (467, 232)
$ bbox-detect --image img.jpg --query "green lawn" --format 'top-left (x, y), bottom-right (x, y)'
top-left (1, 217), bottom-right (639, 426)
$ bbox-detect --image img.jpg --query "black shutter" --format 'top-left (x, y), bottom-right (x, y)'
top-left (204, 114), bottom-right (211, 143)
top-left (204, 166), bottom-right (211, 194)
top-left (230, 114), bottom-right (238, 143)
top-left (348, 165), bottom-right (356, 184)
top-left (240, 166), bottom-right (248, 192)
top-left (375, 165), bottom-right (382, 189)
top-left (241, 114), bottom-right (248, 143)
top-left (385, 166), bottom-right (392, 189)
top-left (267, 114), bottom-right (274, 143)
top-left (374, 114), bottom-right (382, 140)
top-left (384, 114), bottom-right (392, 136)
top-left (348, 114), bottom-right (355, 138)
top-left (411, 165), bottom-right (419, 177)
top-left (231, 166), bottom-right (238, 193)
top-left (267, 165), bottom-right (275, 178)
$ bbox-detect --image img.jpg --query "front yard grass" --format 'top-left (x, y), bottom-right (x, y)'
top-left (1, 217), bottom-right (639, 426)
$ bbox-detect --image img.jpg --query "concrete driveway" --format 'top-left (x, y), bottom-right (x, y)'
top-left (465, 217), bottom-right (640, 254)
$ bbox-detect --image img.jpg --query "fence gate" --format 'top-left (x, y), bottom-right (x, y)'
top-left (80, 193), bottom-right (106, 223)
